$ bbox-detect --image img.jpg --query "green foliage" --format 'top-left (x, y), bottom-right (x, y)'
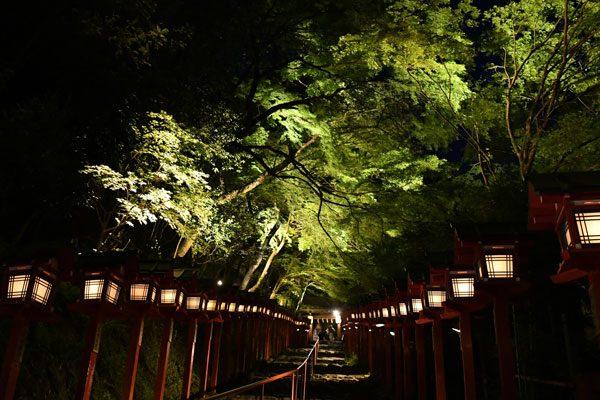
top-left (345, 352), bottom-right (359, 366)
top-left (2, 0), bottom-right (599, 307)
top-left (81, 111), bottom-right (234, 255)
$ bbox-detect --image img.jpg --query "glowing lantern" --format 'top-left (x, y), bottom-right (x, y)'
top-left (448, 270), bottom-right (476, 298)
top-left (158, 283), bottom-right (184, 308)
top-left (2, 260), bottom-right (58, 306)
top-left (425, 286), bottom-right (446, 308)
top-left (82, 270), bottom-right (123, 305)
top-left (411, 298), bottom-right (423, 313)
top-left (127, 277), bottom-right (158, 304)
top-left (478, 245), bottom-right (516, 280)
top-left (398, 302), bottom-right (408, 316)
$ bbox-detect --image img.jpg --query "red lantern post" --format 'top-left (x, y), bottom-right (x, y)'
top-left (454, 226), bottom-right (529, 400)
top-left (180, 288), bottom-right (208, 400)
top-left (529, 173), bottom-right (600, 345)
top-left (0, 256), bottom-right (64, 400)
top-left (444, 269), bottom-right (489, 400)
top-left (121, 274), bottom-right (159, 400)
top-left (72, 262), bottom-right (125, 400)
top-left (153, 276), bottom-right (185, 400)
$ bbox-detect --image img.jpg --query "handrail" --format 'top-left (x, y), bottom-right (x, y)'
top-left (200, 339), bottom-right (320, 400)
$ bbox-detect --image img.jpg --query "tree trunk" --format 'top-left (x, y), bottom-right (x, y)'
top-left (174, 236), bottom-right (196, 258)
top-left (269, 276), bottom-right (287, 299)
top-left (248, 217), bottom-right (291, 293)
top-left (295, 281), bottom-right (313, 313)
top-left (240, 222), bottom-right (280, 290)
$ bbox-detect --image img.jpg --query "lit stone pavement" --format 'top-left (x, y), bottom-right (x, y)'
top-left (231, 341), bottom-right (390, 399)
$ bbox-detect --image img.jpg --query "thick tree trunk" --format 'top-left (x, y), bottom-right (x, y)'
top-left (174, 236), bottom-right (196, 258)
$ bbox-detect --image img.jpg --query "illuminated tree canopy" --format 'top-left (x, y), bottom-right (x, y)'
top-left (1, 0), bottom-right (600, 309)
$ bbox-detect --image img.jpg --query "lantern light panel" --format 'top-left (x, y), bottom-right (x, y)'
top-left (484, 254), bottom-right (513, 278)
top-left (390, 306), bottom-right (396, 317)
top-left (228, 302), bottom-right (237, 312)
top-left (575, 211), bottom-right (600, 244)
top-left (84, 279), bottom-right (104, 301)
top-left (206, 299), bottom-right (217, 311)
top-left (451, 277), bottom-right (475, 297)
top-left (382, 308), bottom-right (389, 318)
top-left (31, 276), bottom-right (52, 305)
top-left (411, 298), bottom-right (423, 313)
top-left (399, 303), bottom-right (408, 316)
top-left (427, 288), bottom-right (446, 308)
top-left (128, 282), bottom-right (156, 303)
top-left (7, 274), bottom-right (29, 300)
top-left (105, 281), bottom-right (121, 304)
top-left (186, 296), bottom-right (202, 310)
top-left (6, 265), bottom-right (54, 306)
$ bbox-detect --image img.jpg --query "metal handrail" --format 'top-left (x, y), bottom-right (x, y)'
top-left (201, 339), bottom-right (320, 400)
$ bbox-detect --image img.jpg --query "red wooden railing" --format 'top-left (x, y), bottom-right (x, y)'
top-left (198, 339), bottom-right (319, 400)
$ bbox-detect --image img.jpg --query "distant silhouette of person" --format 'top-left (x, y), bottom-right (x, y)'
top-left (318, 329), bottom-right (326, 342)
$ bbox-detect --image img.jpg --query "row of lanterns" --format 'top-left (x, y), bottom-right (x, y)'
top-left (346, 243), bottom-right (519, 321)
top-left (1, 262), bottom-right (299, 323)
top-left (341, 173), bottom-right (600, 400)
top-left (0, 256), bottom-right (307, 400)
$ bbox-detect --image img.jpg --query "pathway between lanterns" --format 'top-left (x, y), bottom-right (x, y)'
top-left (223, 340), bottom-right (390, 400)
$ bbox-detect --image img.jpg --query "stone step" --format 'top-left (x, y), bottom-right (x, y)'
top-left (218, 341), bottom-right (386, 400)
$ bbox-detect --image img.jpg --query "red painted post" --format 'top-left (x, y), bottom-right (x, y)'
top-left (384, 329), bottom-right (394, 394)
top-left (359, 326), bottom-right (367, 367)
top-left (264, 319), bottom-right (272, 360)
top-left (415, 324), bottom-right (428, 400)
top-left (367, 327), bottom-right (374, 372)
top-left (153, 317), bottom-right (175, 400)
top-left (432, 317), bottom-right (446, 400)
top-left (402, 322), bottom-right (415, 400)
top-left (493, 297), bottom-right (517, 400)
top-left (199, 321), bottom-right (214, 395)
top-left (233, 316), bottom-right (247, 379)
top-left (121, 315), bottom-right (145, 400)
top-left (219, 319), bottom-right (232, 384)
top-left (248, 317), bottom-right (257, 369)
top-left (238, 317), bottom-right (248, 376)
top-left (393, 326), bottom-right (404, 400)
top-left (76, 312), bottom-right (104, 400)
top-left (377, 328), bottom-right (384, 378)
top-left (588, 271), bottom-right (600, 347)
top-left (181, 319), bottom-right (198, 400)
top-left (0, 315), bottom-right (31, 400)
top-left (208, 321), bottom-right (223, 392)
top-left (459, 311), bottom-right (477, 400)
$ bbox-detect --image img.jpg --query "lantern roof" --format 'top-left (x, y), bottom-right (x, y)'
top-left (428, 268), bottom-right (448, 287)
top-left (528, 172), bottom-right (600, 230)
top-left (453, 224), bottom-right (526, 266)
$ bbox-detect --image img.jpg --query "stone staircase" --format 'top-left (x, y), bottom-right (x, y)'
top-left (225, 340), bottom-right (390, 399)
